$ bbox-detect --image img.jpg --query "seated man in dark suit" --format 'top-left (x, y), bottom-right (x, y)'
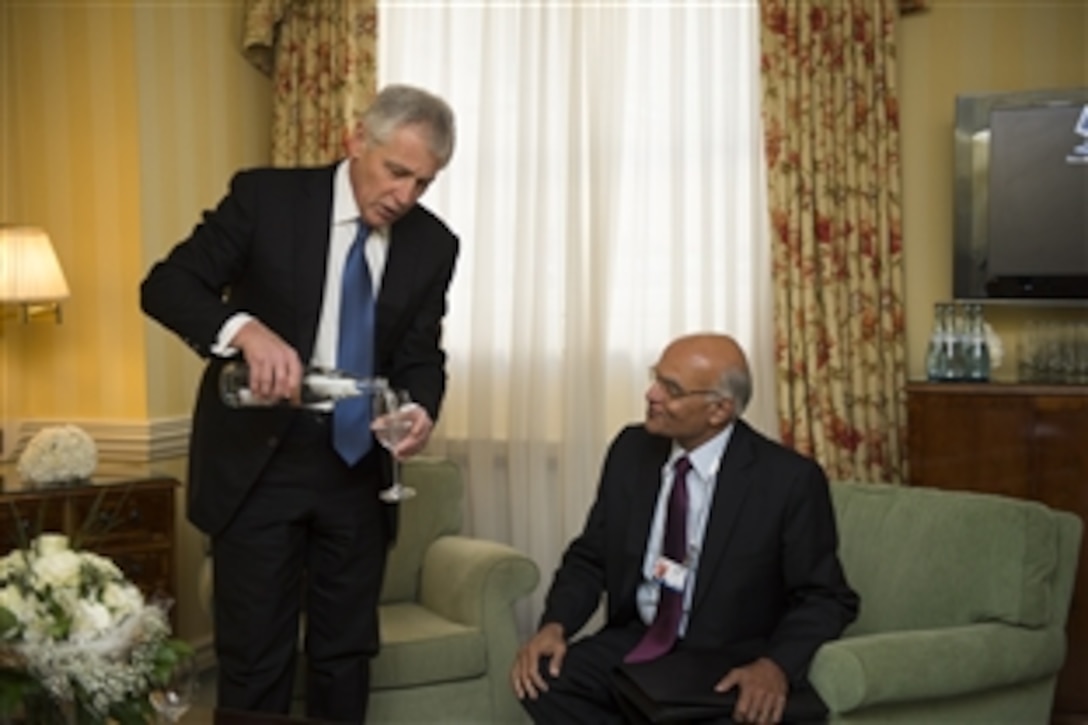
top-left (510, 333), bottom-right (859, 724)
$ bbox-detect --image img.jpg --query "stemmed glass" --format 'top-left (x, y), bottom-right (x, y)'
top-left (148, 651), bottom-right (197, 723)
top-left (372, 385), bottom-right (417, 502)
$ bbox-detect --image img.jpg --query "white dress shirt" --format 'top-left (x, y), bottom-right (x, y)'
top-left (635, 424), bottom-right (734, 636)
top-left (213, 160), bottom-right (389, 369)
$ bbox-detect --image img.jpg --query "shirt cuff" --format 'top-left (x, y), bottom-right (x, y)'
top-left (211, 312), bottom-right (255, 357)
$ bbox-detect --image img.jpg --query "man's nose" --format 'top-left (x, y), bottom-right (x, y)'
top-left (394, 178), bottom-right (420, 207)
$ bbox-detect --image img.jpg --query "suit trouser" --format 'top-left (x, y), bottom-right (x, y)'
top-left (521, 624), bottom-right (646, 724)
top-left (212, 411), bottom-right (388, 723)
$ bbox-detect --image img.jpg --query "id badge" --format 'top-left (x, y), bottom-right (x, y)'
top-left (652, 556), bottom-right (688, 592)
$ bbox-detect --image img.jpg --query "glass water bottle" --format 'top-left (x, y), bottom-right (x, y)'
top-left (219, 360), bottom-right (386, 408)
top-left (963, 303), bottom-right (991, 381)
top-left (925, 303), bottom-right (950, 381)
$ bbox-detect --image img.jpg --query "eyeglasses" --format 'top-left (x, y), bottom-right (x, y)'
top-left (648, 367), bottom-right (726, 401)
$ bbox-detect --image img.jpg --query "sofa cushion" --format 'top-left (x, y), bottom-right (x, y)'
top-left (373, 602), bottom-right (487, 689)
top-left (830, 482), bottom-right (1059, 635)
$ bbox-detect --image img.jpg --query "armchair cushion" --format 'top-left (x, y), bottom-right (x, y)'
top-left (371, 602), bottom-right (486, 688)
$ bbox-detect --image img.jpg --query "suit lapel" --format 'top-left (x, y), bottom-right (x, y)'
top-left (376, 209), bottom-right (430, 350)
top-left (622, 437), bottom-right (673, 596)
top-left (690, 421), bottom-right (757, 615)
top-left (293, 166), bottom-right (337, 361)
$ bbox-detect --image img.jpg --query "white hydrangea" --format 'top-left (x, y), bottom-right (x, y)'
top-left (16, 424), bottom-right (98, 485)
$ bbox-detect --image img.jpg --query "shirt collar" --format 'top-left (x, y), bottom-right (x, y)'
top-left (333, 160), bottom-right (359, 226)
top-left (333, 159), bottom-right (390, 240)
top-left (671, 422), bottom-right (734, 481)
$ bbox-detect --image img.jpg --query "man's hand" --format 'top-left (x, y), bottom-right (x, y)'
top-left (387, 404), bottom-right (433, 458)
top-left (714, 657), bottom-right (788, 724)
top-left (510, 623), bottom-right (566, 701)
top-left (232, 319), bottom-right (303, 403)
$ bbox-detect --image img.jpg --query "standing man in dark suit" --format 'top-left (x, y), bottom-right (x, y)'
top-left (511, 333), bottom-right (859, 724)
top-left (141, 85), bottom-right (458, 722)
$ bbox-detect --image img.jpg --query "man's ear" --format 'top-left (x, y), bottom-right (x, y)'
top-left (709, 398), bottom-right (733, 426)
top-left (345, 123), bottom-right (367, 158)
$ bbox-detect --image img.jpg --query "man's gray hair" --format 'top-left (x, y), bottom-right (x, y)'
top-left (717, 365), bottom-right (752, 416)
top-left (362, 84), bottom-right (456, 168)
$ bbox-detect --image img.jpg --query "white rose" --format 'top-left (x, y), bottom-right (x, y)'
top-left (0, 584), bottom-right (31, 624)
top-left (32, 549), bottom-right (83, 589)
top-left (81, 551), bottom-right (123, 580)
top-left (71, 599), bottom-right (114, 639)
top-left (20, 605), bottom-right (52, 643)
top-left (0, 552), bottom-right (21, 580)
top-left (102, 581), bottom-right (144, 616)
top-left (36, 534), bottom-right (71, 557)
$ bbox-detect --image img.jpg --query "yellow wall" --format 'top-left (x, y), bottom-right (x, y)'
top-left (0, 0), bottom-right (270, 641)
top-left (1, 0), bottom-right (270, 422)
top-left (898, 0), bottom-right (1088, 382)
top-left (2, 1), bottom-right (146, 419)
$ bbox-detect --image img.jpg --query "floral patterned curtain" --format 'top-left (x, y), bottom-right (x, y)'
top-left (760, 0), bottom-right (908, 484)
top-left (242, 0), bottom-right (377, 166)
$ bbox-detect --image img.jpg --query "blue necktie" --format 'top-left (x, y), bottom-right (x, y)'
top-left (333, 222), bottom-right (375, 465)
top-left (625, 456), bottom-right (691, 663)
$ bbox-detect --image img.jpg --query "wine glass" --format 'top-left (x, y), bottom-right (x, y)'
top-left (372, 386), bottom-right (417, 502)
top-left (148, 652), bottom-right (197, 723)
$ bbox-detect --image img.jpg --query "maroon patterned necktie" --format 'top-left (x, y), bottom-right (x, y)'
top-left (625, 456), bottom-right (691, 664)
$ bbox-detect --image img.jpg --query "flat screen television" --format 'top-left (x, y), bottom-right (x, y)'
top-left (953, 88), bottom-right (1088, 300)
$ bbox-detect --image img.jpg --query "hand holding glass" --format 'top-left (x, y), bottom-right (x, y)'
top-left (372, 387), bottom-right (416, 502)
top-left (148, 652), bottom-right (197, 723)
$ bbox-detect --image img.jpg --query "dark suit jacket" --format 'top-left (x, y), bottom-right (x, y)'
top-left (140, 164), bottom-right (458, 536)
top-left (541, 421), bottom-right (858, 683)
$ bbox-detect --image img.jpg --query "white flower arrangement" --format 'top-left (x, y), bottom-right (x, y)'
top-left (0, 534), bottom-right (190, 722)
top-left (17, 425), bottom-right (98, 486)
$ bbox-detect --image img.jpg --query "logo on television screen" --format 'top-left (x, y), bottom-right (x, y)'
top-left (1068, 105), bottom-right (1088, 165)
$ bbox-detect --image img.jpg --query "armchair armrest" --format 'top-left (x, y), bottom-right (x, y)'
top-left (809, 623), bottom-right (1065, 713)
top-left (419, 535), bottom-right (540, 626)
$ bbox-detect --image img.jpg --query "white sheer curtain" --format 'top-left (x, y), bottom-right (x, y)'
top-left (380, 0), bottom-right (771, 630)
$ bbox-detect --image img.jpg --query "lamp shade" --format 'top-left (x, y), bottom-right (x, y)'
top-left (0, 226), bottom-right (70, 302)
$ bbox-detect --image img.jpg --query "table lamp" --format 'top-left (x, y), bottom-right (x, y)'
top-left (0, 225), bottom-right (70, 322)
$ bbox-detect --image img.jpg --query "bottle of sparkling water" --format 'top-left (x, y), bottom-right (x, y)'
top-left (218, 360), bottom-right (386, 408)
top-left (941, 303), bottom-right (967, 381)
top-left (925, 303), bottom-right (950, 381)
top-left (963, 303), bottom-right (991, 382)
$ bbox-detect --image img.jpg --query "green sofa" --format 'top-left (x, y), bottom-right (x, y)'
top-left (811, 481), bottom-right (1082, 723)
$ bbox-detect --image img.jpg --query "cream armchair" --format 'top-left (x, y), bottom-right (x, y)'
top-left (199, 457), bottom-right (540, 724)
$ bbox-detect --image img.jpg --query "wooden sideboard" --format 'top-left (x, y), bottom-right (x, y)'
top-left (906, 382), bottom-right (1088, 722)
top-left (0, 474), bottom-right (179, 625)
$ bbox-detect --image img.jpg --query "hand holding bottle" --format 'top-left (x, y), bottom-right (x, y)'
top-left (227, 318), bottom-right (305, 403)
top-left (220, 361), bottom-right (384, 408)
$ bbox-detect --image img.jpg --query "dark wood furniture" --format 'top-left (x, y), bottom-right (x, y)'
top-left (906, 382), bottom-right (1088, 723)
top-left (0, 474), bottom-right (179, 623)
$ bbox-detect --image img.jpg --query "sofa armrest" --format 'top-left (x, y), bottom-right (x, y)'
top-left (419, 535), bottom-right (540, 626)
top-left (809, 623), bottom-right (1066, 713)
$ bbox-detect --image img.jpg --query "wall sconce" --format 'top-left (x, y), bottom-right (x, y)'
top-left (0, 225), bottom-right (71, 323)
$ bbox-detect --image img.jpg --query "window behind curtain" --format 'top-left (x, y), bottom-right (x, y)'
top-left (379, 0), bottom-right (772, 626)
